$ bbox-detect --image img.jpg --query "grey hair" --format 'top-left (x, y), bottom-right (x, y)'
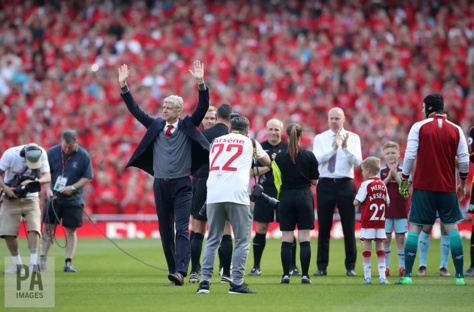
top-left (163, 95), bottom-right (184, 112)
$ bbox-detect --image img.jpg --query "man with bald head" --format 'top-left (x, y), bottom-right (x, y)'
top-left (312, 107), bottom-right (362, 277)
top-left (249, 118), bottom-right (299, 276)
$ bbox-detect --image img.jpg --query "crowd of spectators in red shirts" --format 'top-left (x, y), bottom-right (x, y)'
top-left (0, 0), bottom-right (473, 215)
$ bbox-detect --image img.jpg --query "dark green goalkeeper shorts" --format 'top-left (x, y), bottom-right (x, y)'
top-left (408, 189), bottom-right (463, 226)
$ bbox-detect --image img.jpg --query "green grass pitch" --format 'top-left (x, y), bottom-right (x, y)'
top-left (1, 238), bottom-right (472, 311)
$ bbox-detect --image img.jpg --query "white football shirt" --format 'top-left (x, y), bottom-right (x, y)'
top-left (0, 145), bottom-right (50, 198)
top-left (207, 133), bottom-right (266, 205)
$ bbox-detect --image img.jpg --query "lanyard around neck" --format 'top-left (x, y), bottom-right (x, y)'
top-left (60, 150), bottom-right (73, 175)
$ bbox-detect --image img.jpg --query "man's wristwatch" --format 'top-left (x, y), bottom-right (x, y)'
top-left (71, 185), bottom-right (77, 192)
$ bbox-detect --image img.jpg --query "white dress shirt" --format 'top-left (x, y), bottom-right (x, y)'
top-left (312, 128), bottom-right (362, 178)
top-left (164, 120), bottom-right (179, 135)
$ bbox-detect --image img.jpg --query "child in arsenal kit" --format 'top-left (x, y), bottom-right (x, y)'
top-left (354, 156), bottom-right (390, 285)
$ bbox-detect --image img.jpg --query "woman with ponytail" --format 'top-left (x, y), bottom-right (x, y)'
top-left (274, 123), bottom-right (319, 284)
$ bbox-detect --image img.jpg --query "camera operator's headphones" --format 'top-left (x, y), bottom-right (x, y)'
top-left (20, 143), bottom-right (42, 157)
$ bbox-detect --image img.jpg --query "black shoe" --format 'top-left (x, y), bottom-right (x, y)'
top-left (168, 272), bottom-right (184, 286)
top-left (196, 281), bottom-right (210, 294)
top-left (221, 274), bottom-right (232, 284)
top-left (229, 283), bottom-right (257, 294)
top-left (289, 266), bottom-right (301, 276)
top-left (248, 267), bottom-right (262, 276)
top-left (346, 270), bottom-right (357, 276)
top-left (63, 262), bottom-right (77, 273)
top-left (189, 272), bottom-right (199, 283)
top-left (280, 275), bottom-right (290, 284)
top-left (465, 267), bottom-right (474, 277)
top-left (313, 270), bottom-right (327, 276)
top-left (301, 275), bottom-right (312, 284)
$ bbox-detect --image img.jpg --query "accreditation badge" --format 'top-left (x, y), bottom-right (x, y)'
top-left (53, 176), bottom-right (68, 191)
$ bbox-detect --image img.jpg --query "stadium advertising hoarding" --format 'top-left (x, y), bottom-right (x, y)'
top-left (17, 220), bottom-right (474, 239)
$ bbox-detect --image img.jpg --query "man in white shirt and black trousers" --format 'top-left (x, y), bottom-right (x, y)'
top-left (312, 107), bottom-right (362, 277)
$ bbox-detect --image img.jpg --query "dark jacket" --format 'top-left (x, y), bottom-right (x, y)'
top-left (121, 88), bottom-right (211, 176)
top-left (194, 123), bottom-right (230, 178)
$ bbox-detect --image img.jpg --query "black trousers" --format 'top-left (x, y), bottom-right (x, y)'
top-left (316, 178), bottom-right (357, 271)
top-left (154, 177), bottom-right (192, 276)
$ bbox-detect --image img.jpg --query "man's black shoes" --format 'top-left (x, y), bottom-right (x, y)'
top-left (168, 272), bottom-right (184, 286)
top-left (229, 283), bottom-right (257, 294)
top-left (313, 270), bottom-right (327, 276)
top-left (196, 281), bottom-right (210, 294)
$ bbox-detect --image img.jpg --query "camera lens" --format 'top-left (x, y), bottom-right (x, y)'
top-left (250, 184), bottom-right (264, 202)
top-left (259, 193), bottom-right (279, 209)
top-left (250, 184), bottom-right (279, 209)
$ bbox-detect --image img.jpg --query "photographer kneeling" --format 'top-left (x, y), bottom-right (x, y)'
top-left (0, 143), bottom-right (51, 274)
top-left (274, 124), bottom-right (319, 284)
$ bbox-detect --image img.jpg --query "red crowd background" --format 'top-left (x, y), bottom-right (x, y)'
top-left (0, 0), bottom-right (473, 216)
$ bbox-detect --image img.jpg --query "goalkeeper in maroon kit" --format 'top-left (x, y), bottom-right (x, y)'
top-left (465, 126), bottom-right (474, 277)
top-left (396, 94), bottom-right (469, 286)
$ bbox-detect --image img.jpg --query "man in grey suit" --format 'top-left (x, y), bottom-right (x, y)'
top-left (118, 60), bottom-right (210, 286)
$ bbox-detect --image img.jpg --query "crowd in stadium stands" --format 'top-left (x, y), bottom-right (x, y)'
top-left (0, 0), bottom-right (473, 215)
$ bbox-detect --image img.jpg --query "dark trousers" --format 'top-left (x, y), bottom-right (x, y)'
top-left (316, 178), bottom-right (357, 271)
top-left (154, 177), bottom-right (192, 276)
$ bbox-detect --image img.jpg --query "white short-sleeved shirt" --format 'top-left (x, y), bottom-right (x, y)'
top-left (207, 133), bottom-right (266, 205)
top-left (0, 145), bottom-right (50, 198)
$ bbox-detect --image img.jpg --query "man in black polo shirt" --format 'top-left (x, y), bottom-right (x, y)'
top-left (40, 129), bottom-right (93, 273)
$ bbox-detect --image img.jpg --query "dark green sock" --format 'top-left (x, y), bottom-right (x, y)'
top-left (448, 229), bottom-right (464, 278)
top-left (404, 231), bottom-right (419, 276)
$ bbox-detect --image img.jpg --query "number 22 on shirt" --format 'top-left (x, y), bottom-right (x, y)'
top-left (209, 143), bottom-right (243, 172)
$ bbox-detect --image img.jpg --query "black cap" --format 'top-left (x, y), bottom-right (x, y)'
top-left (423, 94), bottom-right (444, 118)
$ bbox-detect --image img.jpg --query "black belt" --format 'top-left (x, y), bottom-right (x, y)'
top-left (157, 177), bottom-right (187, 182)
top-left (320, 177), bottom-right (352, 183)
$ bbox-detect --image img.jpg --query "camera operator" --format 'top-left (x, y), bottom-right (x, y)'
top-left (275, 123), bottom-right (319, 284)
top-left (40, 129), bottom-right (93, 273)
top-left (248, 119), bottom-right (299, 277)
top-left (0, 143), bottom-right (51, 274)
top-left (197, 117), bottom-right (270, 294)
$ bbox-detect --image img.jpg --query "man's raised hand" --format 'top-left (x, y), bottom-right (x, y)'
top-left (118, 64), bottom-right (129, 88)
top-left (189, 60), bottom-right (204, 84)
